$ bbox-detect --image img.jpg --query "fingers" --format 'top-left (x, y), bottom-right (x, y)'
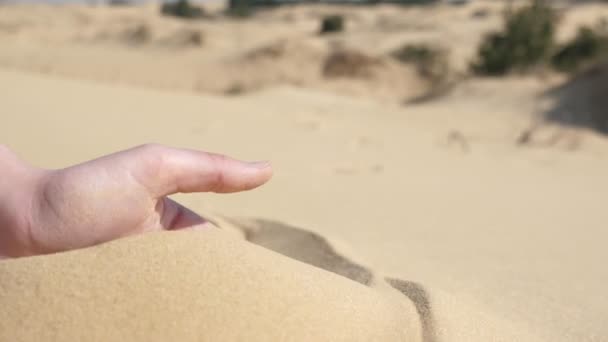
top-left (131, 144), bottom-right (273, 198)
top-left (158, 198), bottom-right (207, 230)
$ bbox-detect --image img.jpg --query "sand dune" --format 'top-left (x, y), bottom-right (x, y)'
top-left (0, 220), bottom-right (542, 342)
top-left (2, 1), bottom-right (607, 101)
top-left (0, 1), bottom-right (608, 102)
top-left (2, 66), bottom-right (608, 340)
top-left (2, 1), bottom-right (608, 340)
top-left (0, 228), bottom-right (422, 342)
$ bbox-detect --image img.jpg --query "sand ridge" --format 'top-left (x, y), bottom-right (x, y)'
top-left (0, 227), bottom-right (423, 342)
top-left (2, 66), bottom-right (608, 340)
top-left (0, 218), bottom-right (544, 341)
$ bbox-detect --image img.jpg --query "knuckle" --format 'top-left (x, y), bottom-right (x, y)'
top-left (0, 144), bottom-right (14, 157)
top-left (130, 144), bottom-right (170, 191)
top-left (137, 144), bottom-right (168, 169)
top-left (206, 153), bottom-right (227, 192)
top-left (136, 143), bottom-right (165, 155)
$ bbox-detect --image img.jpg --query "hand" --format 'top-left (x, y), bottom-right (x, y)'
top-left (0, 144), bottom-right (272, 258)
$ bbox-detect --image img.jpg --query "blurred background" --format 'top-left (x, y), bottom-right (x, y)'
top-left (1, 0), bottom-right (608, 340)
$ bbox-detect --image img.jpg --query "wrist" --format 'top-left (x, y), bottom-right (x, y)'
top-left (0, 145), bottom-right (42, 257)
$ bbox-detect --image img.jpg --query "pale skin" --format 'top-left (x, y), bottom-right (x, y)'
top-left (0, 144), bottom-right (273, 258)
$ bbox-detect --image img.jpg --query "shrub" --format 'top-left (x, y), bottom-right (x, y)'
top-left (323, 50), bottom-right (381, 79)
top-left (224, 83), bottom-right (247, 96)
top-left (108, 0), bottom-right (131, 6)
top-left (165, 28), bottom-right (205, 47)
top-left (390, 43), bottom-right (449, 83)
top-left (320, 15), bottom-right (344, 35)
top-left (471, 8), bottom-right (491, 19)
top-left (392, 0), bottom-right (437, 4)
top-left (391, 43), bottom-right (454, 103)
top-left (226, 0), bottom-right (253, 18)
top-left (161, 0), bottom-right (206, 20)
top-left (552, 26), bottom-right (608, 72)
top-left (123, 24), bottom-right (151, 45)
top-left (472, 0), bottom-right (556, 75)
top-left (245, 40), bottom-right (286, 60)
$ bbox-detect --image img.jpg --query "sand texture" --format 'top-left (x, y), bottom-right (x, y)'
top-left (2, 1), bottom-right (608, 340)
top-left (0, 228), bottom-right (420, 342)
top-left (0, 222), bottom-right (542, 342)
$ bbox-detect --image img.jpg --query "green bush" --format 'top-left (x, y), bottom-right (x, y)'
top-left (124, 24), bottom-right (151, 45)
top-left (323, 50), bottom-right (381, 79)
top-left (472, 0), bottom-right (556, 75)
top-left (108, 0), bottom-right (131, 6)
top-left (226, 0), bottom-right (253, 18)
top-left (391, 0), bottom-right (437, 4)
top-left (390, 43), bottom-right (449, 83)
top-left (392, 44), bottom-right (435, 63)
top-left (552, 26), bottom-right (608, 72)
top-left (320, 15), bottom-right (344, 35)
top-left (161, 0), bottom-right (206, 20)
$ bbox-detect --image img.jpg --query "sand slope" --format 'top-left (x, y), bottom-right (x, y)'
top-left (0, 221), bottom-right (543, 342)
top-left (2, 1), bottom-right (608, 340)
top-left (2, 67), bottom-right (608, 340)
top-left (2, 1), bottom-right (608, 102)
top-left (0, 228), bottom-right (421, 342)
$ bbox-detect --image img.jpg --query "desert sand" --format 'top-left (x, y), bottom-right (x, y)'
top-left (1, 1), bottom-right (608, 341)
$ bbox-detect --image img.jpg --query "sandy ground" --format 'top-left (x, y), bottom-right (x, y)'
top-left (1, 0), bottom-right (607, 101)
top-left (1, 1), bottom-right (608, 341)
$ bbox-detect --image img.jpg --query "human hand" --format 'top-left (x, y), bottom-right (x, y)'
top-left (0, 144), bottom-right (272, 258)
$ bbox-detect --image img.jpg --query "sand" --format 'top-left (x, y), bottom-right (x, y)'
top-left (2, 1), bottom-right (608, 341)
top-left (2, 1), bottom-right (607, 102)
top-left (0, 228), bottom-right (421, 342)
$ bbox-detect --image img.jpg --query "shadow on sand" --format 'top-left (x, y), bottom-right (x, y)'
top-left (544, 63), bottom-right (608, 134)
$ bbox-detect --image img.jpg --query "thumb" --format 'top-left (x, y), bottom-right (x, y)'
top-left (130, 144), bottom-right (273, 198)
top-left (158, 197), bottom-right (207, 230)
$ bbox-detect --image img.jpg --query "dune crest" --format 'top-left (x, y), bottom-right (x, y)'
top-left (0, 227), bottom-right (422, 342)
top-left (0, 218), bottom-right (544, 341)
top-left (214, 216), bottom-right (544, 342)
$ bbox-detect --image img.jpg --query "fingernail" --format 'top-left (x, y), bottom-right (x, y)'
top-left (247, 161), bottom-right (271, 169)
